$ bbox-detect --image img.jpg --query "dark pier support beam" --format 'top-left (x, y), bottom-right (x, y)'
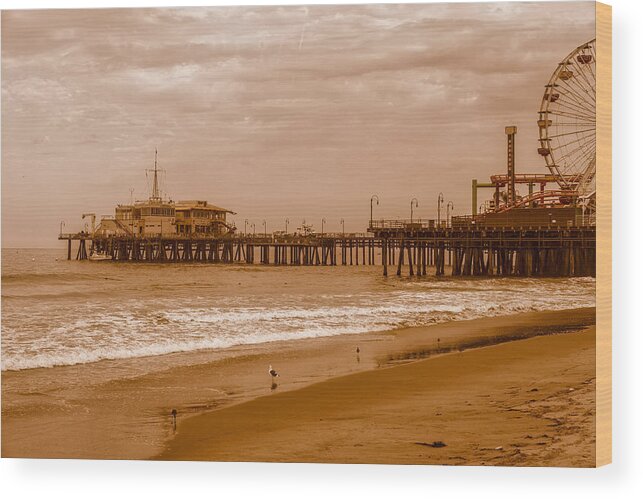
top-left (407, 241), bottom-right (414, 277)
top-left (421, 244), bottom-right (425, 274)
top-left (382, 239), bottom-right (388, 276)
top-left (76, 240), bottom-right (88, 260)
top-left (486, 248), bottom-right (493, 276)
top-left (396, 240), bottom-right (405, 276)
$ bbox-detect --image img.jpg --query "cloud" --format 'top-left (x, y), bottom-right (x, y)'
top-left (2, 2), bottom-right (595, 247)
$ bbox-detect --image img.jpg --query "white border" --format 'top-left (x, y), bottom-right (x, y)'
top-left (1, 0), bottom-right (641, 497)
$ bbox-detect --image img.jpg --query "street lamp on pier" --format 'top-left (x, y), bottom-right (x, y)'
top-left (285, 218), bottom-right (289, 234)
top-left (251, 223), bottom-right (256, 236)
top-left (262, 219), bottom-right (267, 237)
top-left (370, 195), bottom-right (379, 228)
top-left (437, 192), bottom-right (444, 227)
top-left (341, 218), bottom-right (345, 237)
top-left (244, 219), bottom-right (248, 236)
top-left (321, 218), bottom-right (326, 237)
top-left (59, 221), bottom-right (65, 237)
top-left (410, 198), bottom-right (419, 223)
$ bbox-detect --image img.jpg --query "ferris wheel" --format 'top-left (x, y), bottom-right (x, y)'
top-left (537, 39), bottom-right (596, 210)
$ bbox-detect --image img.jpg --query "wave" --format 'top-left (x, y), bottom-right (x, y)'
top-left (1, 324), bottom-right (388, 372)
top-left (1, 272), bottom-right (111, 284)
top-left (1, 287), bottom-right (595, 371)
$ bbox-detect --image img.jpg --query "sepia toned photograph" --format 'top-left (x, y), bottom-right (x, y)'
top-left (1, 1), bottom-right (609, 467)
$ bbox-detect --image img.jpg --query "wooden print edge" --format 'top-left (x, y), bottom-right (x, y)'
top-left (595, 0), bottom-right (612, 468)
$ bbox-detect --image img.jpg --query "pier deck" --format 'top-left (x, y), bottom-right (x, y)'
top-left (59, 221), bottom-right (595, 278)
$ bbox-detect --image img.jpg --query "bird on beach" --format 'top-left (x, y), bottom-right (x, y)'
top-left (268, 365), bottom-right (279, 379)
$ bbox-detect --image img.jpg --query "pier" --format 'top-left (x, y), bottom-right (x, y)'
top-left (59, 218), bottom-right (595, 278)
top-left (57, 117), bottom-right (597, 280)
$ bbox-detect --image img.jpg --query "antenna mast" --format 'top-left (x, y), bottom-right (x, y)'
top-left (152, 149), bottom-right (161, 201)
top-left (145, 148), bottom-right (167, 202)
top-left (146, 148), bottom-right (163, 202)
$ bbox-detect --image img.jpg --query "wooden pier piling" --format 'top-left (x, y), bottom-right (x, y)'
top-left (59, 224), bottom-right (595, 279)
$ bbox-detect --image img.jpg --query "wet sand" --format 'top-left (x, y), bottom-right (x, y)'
top-left (2, 308), bottom-right (595, 464)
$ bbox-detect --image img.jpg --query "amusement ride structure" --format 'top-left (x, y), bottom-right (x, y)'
top-left (538, 38), bottom-right (596, 222)
top-left (473, 38), bottom-right (596, 226)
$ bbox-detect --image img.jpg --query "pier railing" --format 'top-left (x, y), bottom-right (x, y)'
top-left (451, 215), bottom-right (595, 229)
top-left (370, 216), bottom-right (595, 231)
top-left (369, 219), bottom-right (443, 230)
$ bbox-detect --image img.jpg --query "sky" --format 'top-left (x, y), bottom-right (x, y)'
top-left (1, 1), bottom-right (595, 247)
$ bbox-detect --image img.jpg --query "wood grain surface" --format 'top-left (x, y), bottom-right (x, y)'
top-left (596, 1), bottom-right (612, 467)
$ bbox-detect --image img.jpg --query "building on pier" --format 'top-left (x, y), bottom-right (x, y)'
top-left (93, 152), bottom-right (235, 238)
top-left (174, 200), bottom-right (234, 236)
top-left (105, 200), bottom-right (177, 237)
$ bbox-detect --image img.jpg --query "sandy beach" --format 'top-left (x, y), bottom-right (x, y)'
top-left (159, 321), bottom-right (596, 466)
top-left (2, 307), bottom-right (595, 465)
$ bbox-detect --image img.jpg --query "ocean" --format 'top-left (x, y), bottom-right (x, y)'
top-left (1, 247), bottom-right (596, 372)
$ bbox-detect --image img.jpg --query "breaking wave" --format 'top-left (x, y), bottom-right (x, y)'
top-left (2, 277), bottom-right (595, 371)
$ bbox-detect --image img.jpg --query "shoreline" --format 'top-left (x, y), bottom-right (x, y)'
top-left (2, 307), bottom-right (595, 461)
top-left (159, 311), bottom-right (597, 466)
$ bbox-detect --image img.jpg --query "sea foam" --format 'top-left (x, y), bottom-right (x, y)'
top-left (1, 276), bottom-right (595, 371)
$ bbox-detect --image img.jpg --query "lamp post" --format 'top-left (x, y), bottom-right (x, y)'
top-left (251, 223), bottom-right (256, 236)
top-left (437, 192), bottom-right (444, 227)
top-left (59, 221), bottom-right (65, 237)
top-left (128, 188), bottom-right (135, 236)
top-left (410, 198), bottom-right (419, 223)
top-left (321, 218), bottom-right (326, 237)
top-left (285, 218), bottom-right (289, 234)
top-left (446, 201), bottom-right (454, 228)
top-left (262, 219), bottom-right (267, 237)
top-left (244, 219), bottom-right (248, 236)
top-left (341, 218), bottom-right (345, 237)
top-left (370, 195), bottom-right (379, 228)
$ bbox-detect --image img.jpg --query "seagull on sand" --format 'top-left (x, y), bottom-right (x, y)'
top-left (171, 409), bottom-right (177, 431)
top-left (268, 365), bottom-right (279, 379)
